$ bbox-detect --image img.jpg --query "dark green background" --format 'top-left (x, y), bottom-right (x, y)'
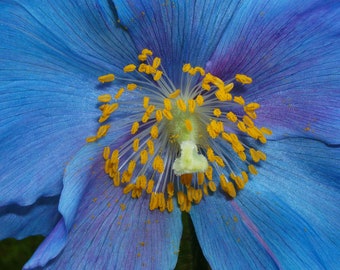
top-left (0, 213), bottom-right (210, 270)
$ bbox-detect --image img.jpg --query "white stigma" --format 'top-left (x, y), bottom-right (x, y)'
top-left (172, 140), bottom-right (208, 176)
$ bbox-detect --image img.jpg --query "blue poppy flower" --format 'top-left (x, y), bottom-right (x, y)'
top-left (1, 0), bottom-right (339, 269)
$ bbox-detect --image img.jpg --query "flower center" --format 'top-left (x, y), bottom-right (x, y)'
top-left (86, 49), bottom-right (272, 213)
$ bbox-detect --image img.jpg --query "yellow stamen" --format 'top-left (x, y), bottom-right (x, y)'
top-left (234, 96), bottom-right (245, 106)
top-left (185, 119), bottom-right (193, 131)
top-left (143, 96), bottom-right (150, 109)
top-left (152, 57), bottom-right (161, 69)
top-left (98, 74), bottom-right (115, 83)
top-left (114, 88), bottom-right (124, 100)
top-left (132, 138), bottom-right (139, 152)
top-left (224, 82), bottom-right (234, 92)
top-left (103, 146), bottom-right (110, 160)
top-left (235, 74), bottom-right (253, 84)
top-left (97, 94), bottom-right (112, 103)
top-left (248, 164), bottom-right (258, 175)
top-left (131, 122), bottom-right (139, 134)
top-left (147, 139), bottom-right (155, 155)
top-left (96, 125), bottom-right (110, 138)
top-left (196, 95), bottom-right (204, 106)
top-left (169, 89), bottom-right (181, 99)
top-left (176, 98), bottom-right (187, 112)
top-left (226, 111), bottom-right (238, 122)
top-left (140, 149), bottom-right (148, 165)
top-left (208, 181), bottom-right (217, 192)
top-left (146, 180), bottom-right (154, 194)
top-left (153, 70), bottom-right (163, 81)
top-left (127, 83), bottom-right (137, 91)
top-left (163, 98), bottom-right (172, 110)
top-left (155, 109), bottom-right (163, 122)
top-left (153, 155), bottom-right (164, 173)
top-left (150, 125), bottom-right (159, 139)
top-left (163, 109), bottom-right (173, 120)
top-left (182, 63), bottom-right (191, 73)
top-left (123, 64), bottom-right (137, 73)
top-left (188, 99), bottom-right (196, 113)
top-left (213, 108), bottom-right (222, 117)
top-left (197, 172), bottom-right (205, 185)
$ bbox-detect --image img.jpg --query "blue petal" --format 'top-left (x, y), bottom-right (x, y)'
top-left (25, 131), bottom-right (182, 269)
top-left (0, 0), bottom-right (136, 206)
top-left (205, 0), bottom-right (340, 144)
top-left (0, 196), bottom-right (60, 240)
top-left (191, 138), bottom-right (340, 269)
top-left (113, 0), bottom-right (243, 84)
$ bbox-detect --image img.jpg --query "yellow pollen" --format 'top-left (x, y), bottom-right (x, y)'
top-left (167, 182), bottom-right (174, 197)
top-left (163, 109), bottom-right (173, 120)
top-left (226, 111), bottom-right (238, 122)
top-left (147, 139), bottom-right (155, 155)
top-left (150, 125), bottom-right (159, 139)
top-left (127, 83), bottom-right (137, 91)
top-left (234, 96), bottom-right (245, 106)
top-left (143, 96), bottom-right (150, 109)
top-left (132, 138), bottom-right (140, 152)
top-left (213, 108), bottom-right (222, 117)
top-left (152, 57), bottom-right (161, 69)
top-left (177, 98), bottom-right (187, 112)
top-left (102, 146), bottom-right (110, 160)
top-left (235, 74), bottom-right (253, 84)
top-left (142, 48), bottom-right (153, 56)
top-left (182, 63), bottom-right (191, 73)
top-left (208, 181), bottom-right (217, 192)
top-left (155, 109), bottom-right (163, 122)
top-left (153, 155), bottom-right (164, 173)
top-left (169, 89), bottom-right (181, 99)
top-left (197, 172), bottom-right (205, 185)
top-left (146, 180), bottom-right (154, 194)
top-left (260, 127), bottom-right (273, 135)
top-left (188, 99), bottom-right (196, 113)
top-left (163, 98), bottom-right (172, 110)
top-left (185, 119), bottom-right (193, 131)
top-left (195, 95), bottom-right (204, 106)
top-left (131, 122), bottom-right (139, 134)
top-left (127, 160), bottom-right (136, 175)
top-left (224, 83), bottom-right (234, 92)
top-left (123, 64), bottom-right (137, 73)
top-left (96, 124), bottom-right (110, 138)
top-left (140, 149), bottom-right (148, 164)
top-left (248, 164), bottom-right (258, 175)
top-left (97, 94), bottom-right (112, 103)
top-left (98, 74), bottom-right (115, 83)
top-left (114, 88), bottom-right (125, 100)
top-left (153, 70), bottom-right (163, 81)
top-left (244, 102), bottom-right (260, 111)
top-left (205, 166), bottom-right (213, 181)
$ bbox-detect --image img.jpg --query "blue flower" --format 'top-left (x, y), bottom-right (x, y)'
top-left (1, 0), bottom-right (339, 269)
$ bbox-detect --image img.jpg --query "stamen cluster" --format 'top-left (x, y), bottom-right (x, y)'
top-left (86, 49), bottom-right (272, 212)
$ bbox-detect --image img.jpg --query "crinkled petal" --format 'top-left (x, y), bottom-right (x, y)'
top-left (25, 130), bottom-right (182, 269)
top-left (206, 0), bottom-right (340, 144)
top-left (0, 0), bottom-right (136, 206)
top-left (191, 138), bottom-right (340, 269)
top-left (0, 196), bottom-right (60, 240)
top-left (113, 0), bottom-right (244, 84)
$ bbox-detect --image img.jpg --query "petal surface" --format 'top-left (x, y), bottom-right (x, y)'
top-left (191, 138), bottom-right (340, 269)
top-left (0, 0), bottom-right (136, 206)
top-left (113, 0), bottom-right (244, 84)
top-left (25, 130), bottom-right (182, 269)
top-left (206, 0), bottom-right (340, 144)
top-left (0, 196), bottom-right (60, 240)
